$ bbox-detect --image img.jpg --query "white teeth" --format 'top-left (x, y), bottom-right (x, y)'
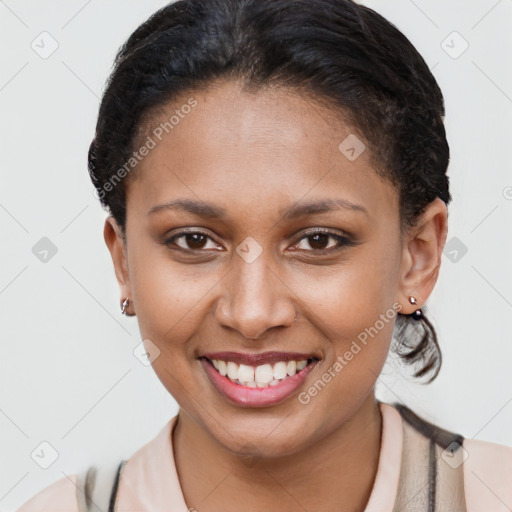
top-left (227, 361), bottom-right (238, 380)
top-left (273, 361), bottom-right (288, 380)
top-left (238, 364), bottom-right (254, 383)
top-left (209, 357), bottom-right (314, 388)
top-left (286, 360), bottom-right (297, 376)
top-left (297, 359), bottom-right (307, 371)
top-left (217, 360), bottom-right (227, 376)
top-left (255, 364), bottom-right (273, 384)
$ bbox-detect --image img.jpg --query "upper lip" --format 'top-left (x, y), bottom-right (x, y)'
top-left (200, 351), bottom-right (319, 366)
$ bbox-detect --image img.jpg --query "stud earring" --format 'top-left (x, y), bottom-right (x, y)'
top-left (407, 296), bottom-right (423, 321)
top-left (121, 298), bottom-right (129, 316)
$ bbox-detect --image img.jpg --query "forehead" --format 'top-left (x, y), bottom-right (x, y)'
top-left (127, 80), bottom-right (398, 225)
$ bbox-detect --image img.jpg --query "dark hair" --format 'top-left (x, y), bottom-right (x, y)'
top-left (87, 0), bottom-right (451, 382)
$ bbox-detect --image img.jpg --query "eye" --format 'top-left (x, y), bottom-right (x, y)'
top-left (291, 228), bottom-right (355, 253)
top-left (164, 230), bottom-right (222, 252)
top-left (163, 228), bottom-right (356, 255)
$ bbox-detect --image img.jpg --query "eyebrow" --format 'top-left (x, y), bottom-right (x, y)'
top-left (147, 198), bottom-right (368, 219)
top-left (148, 199), bottom-right (227, 218)
top-left (280, 198), bottom-right (369, 219)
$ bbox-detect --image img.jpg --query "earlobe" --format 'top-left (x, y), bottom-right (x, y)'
top-left (398, 198), bottom-right (448, 313)
top-left (103, 216), bottom-right (132, 303)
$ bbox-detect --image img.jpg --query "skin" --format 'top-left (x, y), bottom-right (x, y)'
top-left (104, 79), bottom-right (448, 512)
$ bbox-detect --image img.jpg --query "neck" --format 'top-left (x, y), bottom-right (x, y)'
top-left (173, 393), bottom-right (382, 512)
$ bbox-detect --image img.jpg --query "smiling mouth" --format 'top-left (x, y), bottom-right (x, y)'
top-left (200, 356), bottom-right (318, 389)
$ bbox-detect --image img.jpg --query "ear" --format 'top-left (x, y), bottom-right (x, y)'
top-left (398, 198), bottom-right (448, 313)
top-left (103, 216), bottom-right (132, 313)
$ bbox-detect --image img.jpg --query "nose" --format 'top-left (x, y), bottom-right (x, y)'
top-left (214, 252), bottom-right (297, 340)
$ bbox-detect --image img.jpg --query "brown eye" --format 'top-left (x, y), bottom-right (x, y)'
top-left (164, 230), bottom-right (222, 252)
top-left (183, 233), bottom-right (208, 249)
top-left (306, 233), bottom-right (330, 250)
top-left (293, 229), bottom-right (353, 252)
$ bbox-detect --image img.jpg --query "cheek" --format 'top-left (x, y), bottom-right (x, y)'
top-left (127, 242), bottom-right (220, 351)
top-left (128, 251), bottom-right (221, 402)
top-left (282, 243), bottom-right (400, 390)
top-left (288, 250), bottom-right (399, 341)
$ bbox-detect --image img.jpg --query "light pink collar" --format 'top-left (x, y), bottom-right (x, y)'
top-left (363, 402), bottom-right (403, 511)
top-left (116, 402), bottom-right (403, 511)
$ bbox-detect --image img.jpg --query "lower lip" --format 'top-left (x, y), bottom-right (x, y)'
top-left (200, 357), bottom-right (317, 408)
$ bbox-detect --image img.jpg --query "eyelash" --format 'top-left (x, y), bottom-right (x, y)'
top-left (163, 227), bottom-right (355, 255)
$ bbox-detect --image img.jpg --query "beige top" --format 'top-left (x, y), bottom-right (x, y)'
top-left (16, 402), bottom-right (512, 511)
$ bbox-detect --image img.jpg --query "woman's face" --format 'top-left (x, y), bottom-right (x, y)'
top-left (106, 80), bottom-right (420, 456)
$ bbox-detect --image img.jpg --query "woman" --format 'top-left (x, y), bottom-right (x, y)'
top-left (17, 0), bottom-right (511, 511)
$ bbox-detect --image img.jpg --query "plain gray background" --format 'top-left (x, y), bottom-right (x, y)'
top-left (1, 1), bottom-right (511, 510)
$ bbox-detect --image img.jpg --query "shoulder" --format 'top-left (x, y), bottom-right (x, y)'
top-left (390, 401), bottom-right (512, 511)
top-left (16, 473), bottom-right (80, 512)
top-left (15, 417), bottom-right (179, 512)
top-left (463, 437), bottom-right (512, 512)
